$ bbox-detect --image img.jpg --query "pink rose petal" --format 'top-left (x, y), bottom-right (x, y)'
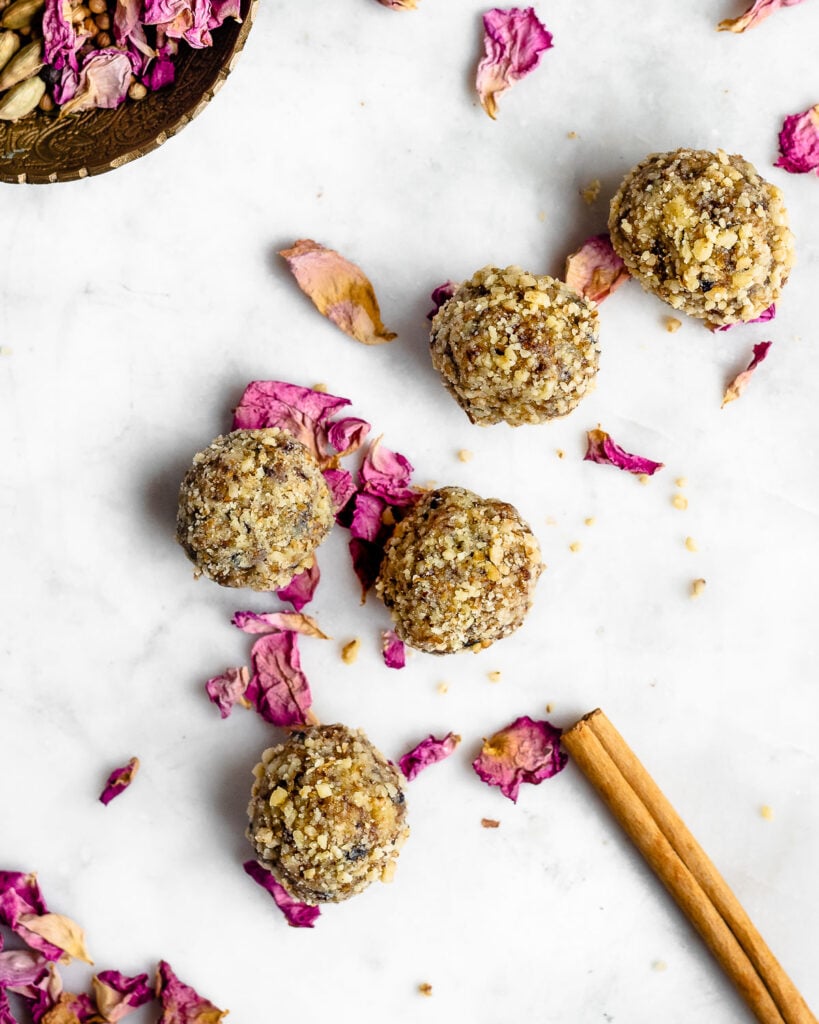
top-left (37, 991), bottom-right (97, 1022)
top-left (99, 757), bottom-right (140, 806)
top-left (377, 0), bottom-right (417, 8)
top-left (584, 428), bottom-right (665, 476)
top-left (564, 234), bottom-right (630, 304)
top-left (60, 49), bottom-right (136, 116)
top-left (722, 341), bottom-right (773, 407)
top-left (718, 0), bottom-right (806, 32)
top-left (399, 733), bottom-right (460, 781)
top-left (715, 303), bottom-right (776, 331)
top-left (279, 240), bottom-right (396, 346)
top-left (242, 861), bottom-right (320, 928)
top-left (427, 281), bottom-right (459, 320)
top-left (348, 538), bottom-right (384, 602)
top-left (231, 610), bottom-right (328, 639)
top-left (0, 950), bottom-right (49, 988)
top-left (92, 971), bottom-right (153, 1022)
top-left (350, 492), bottom-right (387, 544)
top-left (246, 633), bottom-right (315, 729)
top-left (156, 961), bottom-right (227, 1024)
top-left (381, 630), bottom-right (406, 670)
top-left (327, 418), bottom-right (372, 457)
top-left (476, 7), bottom-right (554, 120)
top-left (16, 913), bottom-right (92, 965)
top-left (775, 104), bottom-right (819, 175)
top-left (472, 716), bottom-right (566, 802)
top-left (322, 468), bottom-right (357, 517)
top-left (205, 666), bottom-right (251, 719)
top-left (276, 561), bottom-right (320, 612)
top-left (359, 437), bottom-right (419, 507)
top-left (0, 874), bottom-right (64, 964)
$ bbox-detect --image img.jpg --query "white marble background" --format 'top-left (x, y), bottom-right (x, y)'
top-left (1, 0), bottom-right (818, 1021)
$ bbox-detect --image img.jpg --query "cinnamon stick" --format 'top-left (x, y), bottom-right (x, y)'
top-left (562, 710), bottom-right (816, 1024)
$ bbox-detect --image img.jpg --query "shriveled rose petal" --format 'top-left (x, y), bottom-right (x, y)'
top-left (326, 418), bottom-right (371, 458)
top-left (99, 757), bottom-right (139, 806)
top-left (91, 971), bottom-right (153, 1023)
top-left (37, 991), bottom-right (97, 1023)
top-left (349, 492), bottom-right (387, 543)
top-left (246, 633), bottom-right (314, 729)
top-left (59, 49), bottom-right (135, 116)
top-left (427, 281), bottom-right (458, 320)
top-left (155, 961), bottom-right (227, 1024)
top-left (775, 104), bottom-right (819, 175)
top-left (205, 666), bottom-right (250, 719)
top-left (584, 428), bottom-right (664, 476)
top-left (232, 610), bottom-right (328, 639)
top-left (473, 716), bottom-right (566, 802)
top-left (142, 0), bottom-right (212, 47)
top-left (718, 0), bottom-right (806, 32)
top-left (381, 630), bottom-right (406, 670)
top-left (43, 0), bottom-right (90, 74)
top-left (377, 0), bottom-right (417, 8)
top-left (208, 0), bottom-right (241, 27)
top-left (399, 733), bottom-right (460, 781)
top-left (564, 234), bottom-right (630, 303)
top-left (359, 437), bottom-right (418, 507)
top-left (722, 341), bottom-right (773, 407)
top-left (0, 874), bottom-right (63, 963)
top-left (279, 240), bottom-right (396, 346)
top-left (476, 7), bottom-right (554, 120)
top-left (17, 914), bottom-right (92, 965)
top-left (8, 959), bottom-right (63, 1021)
top-left (322, 468), bottom-right (357, 517)
top-left (348, 538), bottom-right (384, 602)
top-left (715, 303), bottom-right (776, 331)
top-left (276, 561), bottom-right (320, 612)
top-left (0, 949), bottom-right (49, 988)
top-left (242, 861), bottom-right (320, 929)
top-left (144, 56), bottom-right (175, 91)
top-left (0, 988), bottom-right (13, 1024)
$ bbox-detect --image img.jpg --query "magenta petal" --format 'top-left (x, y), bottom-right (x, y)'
top-left (156, 961), bottom-right (227, 1023)
top-left (231, 611), bottom-right (327, 638)
top-left (92, 971), bottom-right (153, 1022)
top-left (348, 538), bottom-right (384, 601)
top-left (242, 861), bottom-right (320, 928)
top-left (476, 7), bottom-right (554, 119)
top-left (472, 716), bottom-right (566, 802)
top-left (719, 0), bottom-right (806, 31)
top-left (775, 104), bottom-right (819, 175)
top-left (349, 492), bottom-right (387, 543)
top-left (323, 468), bottom-right (357, 517)
top-left (715, 303), bottom-right (776, 331)
top-left (427, 281), bottom-right (459, 320)
top-left (326, 417), bottom-right (371, 457)
top-left (359, 438), bottom-right (418, 507)
top-left (722, 341), bottom-right (773, 406)
top-left (584, 428), bottom-right (664, 476)
top-left (247, 633), bottom-right (313, 728)
top-left (0, 875), bottom-right (63, 963)
top-left (399, 733), bottom-right (460, 781)
top-left (99, 757), bottom-right (140, 806)
top-left (381, 630), bottom-right (406, 670)
top-left (276, 561), bottom-right (320, 612)
top-left (205, 666), bottom-right (250, 719)
top-left (0, 950), bottom-right (49, 988)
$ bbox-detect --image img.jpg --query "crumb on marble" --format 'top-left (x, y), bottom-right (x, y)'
top-left (487, 670), bottom-right (502, 684)
top-left (673, 494), bottom-right (689, 511)
top-left (341, 638), bottom-right (361, 664)
top-left (545, 515), bottom-right (557, 526)
top-left (567, 130), bottom-right (578, 139)
top-left (312, 383), bottom-right (328, 393)
top-left (580, 178), bottom-right (602, 205)
top-left (418, 983), bottom-right (433, 997)
top-left (675, 476), bottom-right (688, 489)
top-left (652, 960), bottom-right (668, 972)
top-left (665, 318), bottom-right (682, 333)
top-left (481, 818), bottom-right (501, 829)
top-left (457, 448), bottom-right (474, 463)
top-left (685, 536), bottom-right (698, 552)
top-left (584, 516), bottom-right (596, 527)
top-left (691, 578), bottom-right (706, 599)
top-left (546, 702), bottom-right (554, 713)
top-left (537, 210), bottom-right (547, 222)
top-left (556, 448), bottom-right (565, 459)
top-left (437, 681), bottom-right (449, 695)
top-left (0, 346), bottom-right (12, 356)
top-left (569, 541), bottom-right (582, 553)
top-left (638, 474), bottom-right (650, 485)
top-left (760, 804), bottom-right (774, 820)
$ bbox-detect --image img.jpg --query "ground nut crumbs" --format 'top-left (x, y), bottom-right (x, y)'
top-left (760, 805), bottom-right (774, 820)
top-left (312, 383), bottom-right (328, 392)
top-left (457, 449), bottom-right (474, 463)
top-left (581, 178), bottom-right (602, 205)
top-left (375, 487), bottom-right (542, 654)
top-left (665, 317), bottom-right (682, 333)
top-left (176, 429), bottom-right (333, 591)
top-left (609, 149), bottom-right (795, 328)
top-left (556, 448), bottom-right (565, 459)
top-left (653, 961), bottom-right (668, 972)
top-left (487, 671), bottom-right (502, 683)
top-left (429, 266), bottom-right (600, 426)
top-left (585, 517), bottom-right (596, 527)
top-left (481, 818), bottom-right (501, 829)
top-left (691, 578), bottom-right (707, 598)
top-left (685, 536), bottom-right (698, 552)
top-left (341, 639), bottom-right (361, 665)
top-left (247, 724), bottom-right (409, 904)
top-left (673, 494), bottom-right (689, 511)
top-left (437, 681), bottom-right (449, 695)
top-left (418, 984), bottom-right (433, 997)
top-left (638, 474), bottom-right (650, 485)
top-left (569, 541), bottom-right (582, 553)
top-left (676, 477), bottom-right (688, 488)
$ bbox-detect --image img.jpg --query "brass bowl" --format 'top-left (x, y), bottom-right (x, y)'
top-left (0, 0), bottom-right (257, 184)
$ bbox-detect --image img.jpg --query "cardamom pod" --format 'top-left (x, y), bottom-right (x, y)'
top-left (0, 37), bottom-right (42, 91)
top-left (0, 0), bottom-right (45, 31)
top-left (0, 31), bottom-right (22, 75)
top-left (0, 74), bottom-right (45, 119)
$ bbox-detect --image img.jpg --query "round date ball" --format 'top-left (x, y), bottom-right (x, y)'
top-left (247, 724), bottom-right (409, 904)
top-left (430, 266), bottom-right (600, 426)
top-left (375, 486), bottom-right (542, 654)
top-left (176, 428), bottom-right (333, 591)
top-left (608, 148), bottom-right (795, 327)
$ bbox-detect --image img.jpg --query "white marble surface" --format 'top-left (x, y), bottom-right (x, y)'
top-left (1, 0), bottom-right (818, 1021)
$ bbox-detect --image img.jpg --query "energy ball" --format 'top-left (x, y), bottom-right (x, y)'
top-left (375, 486), bottom-right (542, 654)
top-left (176, 428), bottom-right (333, 591)
top-left (247, 724), bottom-right (409, 904)
top-left (609, 148), bottom-right (795, 327)
top-left (429, 266), bottom-right (600, 426)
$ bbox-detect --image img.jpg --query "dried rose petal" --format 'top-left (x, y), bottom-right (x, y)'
top-left (36, 991), bottom-right (97, 1023)
top-left (359, 437), bottom-right (418, 507)
top-left (246, 633), bottom-right (314, 729)
top-left (472, 716), bottom-right (566, 802)
top-left (715, 303), bottom-right (776, 331)
top-left (775, 104), bottom-right (819, 175)
top-left (231, 610), bottom-right (328, 639)
top-left (17, 914), bottom-right (93, 966)
top-left (8, 959), bottom-right (63, 1022)
top-left (0, 949), bottom-right (49, 988)
top-left (476, 7), bottom-right (554, 120)
top-left (718, 0), bottom-right (806, 32)
top-left (322, 468), bottom-right (357, 517)
top-left (142, 0), bottom-right (212, 47)
top-left (564, 234), bottom-right (630, 303)
top-left (205, 667), bottom-right (250, 719)
top-left (60, 49), bottom-right (136, 116)
top-left (350, 492), bottom-right (387, 544)
top-left (91, 971), bottom-right (153, 1022)
top-left (427, 281), bottom-right (458, 320)
top-left (377, 0), bottom-right (417, 8)
top-left (99, 757), bottom-right (139, 806)
top-left (0, 989), bottom-right (12, 1024)
top-left (0, 874), bottom-right (76, 964)
top-left (722, 341), bottom-right (773, 407)
top-left (381, 630), bottom-right (406, 670)
top-left (155, 961), bottom-right (227, 1024)
top-left (242, 861), bottom-right (320, 929)
top-left (584, 428), bottom-right (664, 476)
top-left (279, 240), bottom-right (396, 346)
top-left (348, 538), bottom-right (384, 602)
top-left (399, 733), bottom-right (460, 781)
top-left (276, 561), bottom-right (320, 612)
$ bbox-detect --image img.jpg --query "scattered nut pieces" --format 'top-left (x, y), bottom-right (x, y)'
top-left (487, 670), bottom-right (502, 684)
top-left (437, 681), bottom-right (449, 695)
top-left (481, 818), bottom-right (501, 829)
top-left (569, 541), bottom-right (582, 553)
top-left (418, 983), bottom-right (433, 997)
top-left (691, 578), bottom-right (707, 598)
top-left (672, 493), bottom-right (689, 511)
top-left (545, 515), bottom-right (557, 526)
top-left (537, 210), bottom-right (547, 222)
top-left (652, 960), bottom-right (668, 972)
top-left (556, 448), bottom-right (565, 459)
top-left (567, 130), bottom-right (578, 139)
top-left (545, 703), bottom-right (553, 713)
top-left (675, 476), bottom-right (688, 488)
top-left (312, 382), bottom-right (328, 393)
top-left (665, 317), bottom-right (682, 333)
top-left (0, 345), bottom-right (12, 356)
top-left (580, 178), bottom-right (601, 205)
top-left (638, 474), bottom-right (650, 485)
top-left (341, 638), bottom-right (361, 664)
top-left (457, 448), bottom-right (474, 463)
top-left (685, 536), bottom-right (698, 552)
top-left (584, 516), bottom-right (596, 527)
top-left (760, 804), bottom-right (774, 821)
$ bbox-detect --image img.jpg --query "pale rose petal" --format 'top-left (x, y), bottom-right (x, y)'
top-left (718, 0), bottom-right (806, 32)
top-left (17, 913), bottom-right (93, 965)
top-left (0, 873), bottom-right (63, 963)
top-left (99, 757), bottom-right (139, 806)
top-left (584, 428), bottom-right (664, 476)
top-left (377, 0), bottom-right (417, 8)
top-left (279, 240), bottom-right (396, 346)
top-left (381, 630), bottom-right (406, 670)
top-left (242, 861), bottom-right (320, 928)
top-left (59, 49), bottom-right (135, 115)
top-left (37, 991), bottom-right (97, 1022)
top-left (232, 610), bottom-right (328, 640)
top-left (322, 468), bottom-right (357, 516)
top-left (276, 562), bottom-right (320, 612)
top-left (472, 716), bottom-right (566, 802)
top-left (427, 281), bottom-right (458, 320)
top-left (0, 949), bottom-right (49, 988)
top-left (326, 417), bottom-right (371, 458)
top-left (92, 971), bottom-right (153, 1022)
top-left (205, 667), bottom-right (251, 719)
top-left (246, 633), bottom-right (314, 729)
top-left (722, 341), bottom-right (773, 407)
top-left (155, 961), bottom-right (227, 1024)
top-left (775, 104), bottom-right (819, 175)
top-left (715, 303), bottom-right (776, 331)
top-left (564, 234), bottom-right (630, 303)
top-left (476, 7), bottom-right (554, 120)
top-left (359, 437), bottom-right (419, 507)
top-left (399, 733), bottom-right (460, 781)
top-left (8, 959), bottom-right (63, 1020)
